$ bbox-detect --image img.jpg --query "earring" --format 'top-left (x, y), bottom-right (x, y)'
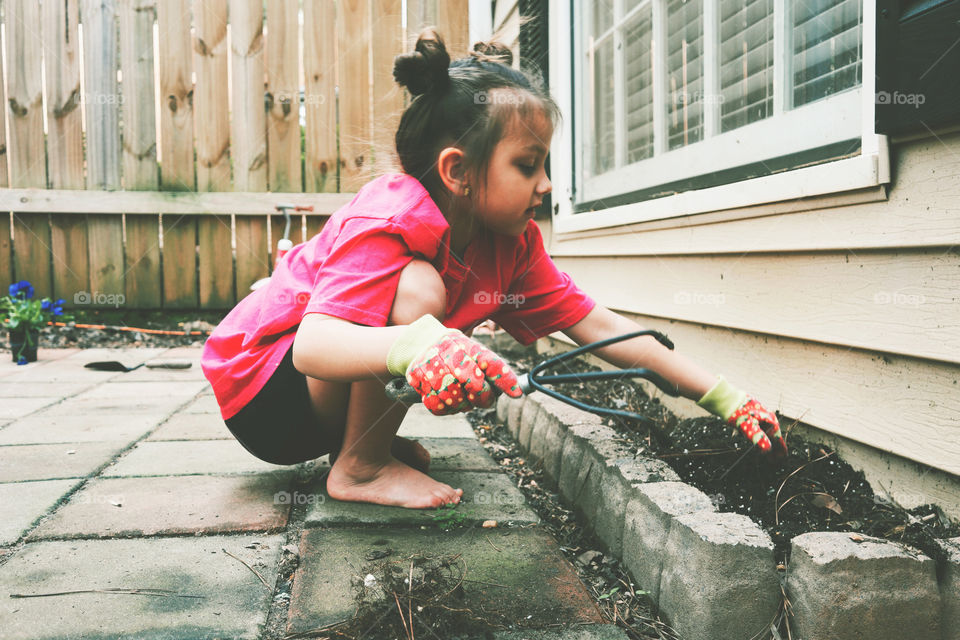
top-left (463, 185), bottom-right (471, 197)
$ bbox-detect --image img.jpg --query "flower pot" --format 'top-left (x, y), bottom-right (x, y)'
top-left (9, 328), bottom-right (39, 363)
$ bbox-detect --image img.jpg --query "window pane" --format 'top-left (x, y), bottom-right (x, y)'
top-left (593, 0), bottom-right (614, 37)
top-left (793, 0), bottom-right (862, 107)
top-left (666, 0), bottom-right (704, 150)
top-left (592, 38), bottom-right (616, 175)
top-left (719, 0), bottom-right (774, 132)
top-left (625, 7), bottom-right (654, 163)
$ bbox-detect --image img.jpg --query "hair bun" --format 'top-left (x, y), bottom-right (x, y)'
top-left (471, 41), bottom-right (513, 66)
top-left (393, 28), bottom-right (451, 96)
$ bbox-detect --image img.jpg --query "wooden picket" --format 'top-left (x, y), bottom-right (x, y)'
top-left (0, 0), bottom-right (468, 308)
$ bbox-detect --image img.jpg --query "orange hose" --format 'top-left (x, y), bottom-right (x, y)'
top-left (48, 321), bottom-right (212, 336)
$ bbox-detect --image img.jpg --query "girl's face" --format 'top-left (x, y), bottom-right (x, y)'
top-left (472, 109), bottom-right (553, 236)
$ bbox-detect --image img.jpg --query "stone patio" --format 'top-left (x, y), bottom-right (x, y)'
top-left (0, 348), bottom-right (625, 639)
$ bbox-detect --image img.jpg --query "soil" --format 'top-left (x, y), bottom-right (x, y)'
top-left (478, 334), bottom-right (959, 567)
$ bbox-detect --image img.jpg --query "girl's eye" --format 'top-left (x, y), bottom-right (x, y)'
top-left (518, 164), bottom-right (536, 176)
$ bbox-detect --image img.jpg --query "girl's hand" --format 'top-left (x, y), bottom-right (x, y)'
top-left (697, 377), bottom-right (787, 456)
top-left (387, 315), bottom-right (522, 415)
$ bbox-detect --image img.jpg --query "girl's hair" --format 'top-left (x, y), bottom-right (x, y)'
top-left (393, 28), bottom-right (559, 198)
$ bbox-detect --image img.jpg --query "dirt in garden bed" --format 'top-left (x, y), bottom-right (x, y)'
top-left (477, 334), bottom-right (959, 566)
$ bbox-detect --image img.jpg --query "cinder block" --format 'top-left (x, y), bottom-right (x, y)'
top-left (659, 511), bottom-right (780, 640)
top-left (939, 537), bottom-right (960, 640)
top-left (506, 395), bottom-right (526, 439)
top-left (557, 423), bottom-right (611, 507)
top-left (622, 482), bottom-right (717, 606)
top-left (527, 394), bottom-right (601, 479)
top-left (595, 457), bottom-right (680, 557)
top-left (558, 425), bottom-right (632, 524)
top-left (496, 393), bottom-right (511, 424)
top-left (517, 395), bottom-right (543, 451)
top-left (787, 532), bottom-right (940, 640)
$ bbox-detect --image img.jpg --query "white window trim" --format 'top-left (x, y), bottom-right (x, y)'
top-left (549, 0), bottom-right (890, 236)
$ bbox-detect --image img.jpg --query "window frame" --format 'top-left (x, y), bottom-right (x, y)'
top-left (550, 0), bottom-right (890, 235)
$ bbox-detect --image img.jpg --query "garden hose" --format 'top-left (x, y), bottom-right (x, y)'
top-left (47, 321), bottom-right (212, 337)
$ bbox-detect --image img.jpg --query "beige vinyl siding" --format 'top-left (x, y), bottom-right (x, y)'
top-left (545, 130), bottom-right (960, 484)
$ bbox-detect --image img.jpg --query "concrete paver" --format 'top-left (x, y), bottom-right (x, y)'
top-left (0, 381), bottom-right (96, 398)
top-left (103, 439), bottom-right (295, 477)
top-left (145, 412), bottom-right (233, 441)
top-left (0, 534), bottom-right (282, 640)
top-left (0, 397), bottom-right (63, 420)
top-left (0, 479), bottom-right (78, 544)
top-left (181, 395), bottom-right (222, 414)
top-left (303, 470), bottom-right (539, 527)
top-left (41, 381), bottom-right (207, 416)
top-left (287, 527), bottom-right (603, 635)
top-left (397, 404), bottom-right (476, 438)
top-left (411, 437), bottom-right (499, 471)
top-left (0, 412), bottom-right (162, 445)
top-left (0, 441), bottom-right (129, 482)
top-left (29, 474), bottom-right (293, 539)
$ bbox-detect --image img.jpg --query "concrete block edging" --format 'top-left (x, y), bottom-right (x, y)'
top-left (495, 392), bottom-right (950, 640)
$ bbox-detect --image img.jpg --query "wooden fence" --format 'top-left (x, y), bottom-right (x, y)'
top-left (0, 0), bottom-right (469, 309)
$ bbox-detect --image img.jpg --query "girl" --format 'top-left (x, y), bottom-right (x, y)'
top-left (201, 30), bottom-right (785, 511)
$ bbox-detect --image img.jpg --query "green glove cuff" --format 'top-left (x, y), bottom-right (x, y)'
top-left (697, 376), bottom-right (748, 420)
top-left (386, 314), bottom-right (453, 377)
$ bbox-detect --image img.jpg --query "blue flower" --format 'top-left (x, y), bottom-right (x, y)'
top-left (53, 305), bottom-right (64, 317)
top-left (10, 280), bottom-right (34, 299)
top-left (41, 299), bottom-right (53, 312)
top-left (17, 356), bottom-right (27, 365)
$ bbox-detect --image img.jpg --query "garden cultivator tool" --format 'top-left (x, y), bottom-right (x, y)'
top-left (385, 330), bottom-right (681, 426)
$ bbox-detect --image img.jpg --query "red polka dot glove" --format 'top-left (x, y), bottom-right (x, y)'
top-left (697, 376), bottom-right (787, 456)
top-left (386, 314), bottom-right (523, 415)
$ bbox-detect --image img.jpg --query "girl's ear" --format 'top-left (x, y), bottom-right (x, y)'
top-left (437, 146), bottom-right (470, 196)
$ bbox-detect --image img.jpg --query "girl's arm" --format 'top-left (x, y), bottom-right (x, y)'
top-left (292, 313), bottom-right (407, 381)
top-left (561, 305), bottom-right (717, 401)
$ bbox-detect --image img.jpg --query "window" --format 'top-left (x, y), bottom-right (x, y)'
top-left (559, 0), bottom-right (886, 231)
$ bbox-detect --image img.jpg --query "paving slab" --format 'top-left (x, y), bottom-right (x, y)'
top-left (146, 412), bottom-right (234, 441)
top-left (103, 439), bottom-right (295, 477)
top-left (41, 381), bottom-right (207, 416)
top-left (0, 441), bottom-right (129, 482)
top-left (397, 404), bottom-right (476, 438)
top-left (181, 394), bottom-right (223, 414)
top-left (304, 470), bottom-right (539, 527)
top-left (287, 526), bottom-right (603, 635)
top-left (411, 437), bottom-right (499, 471)
top-left (0, 412), bottom-right (163, 445)
top-left (0, 479), bottom-right (78, 544)
top-left (0, 396), bottom-right (63, 420)
top-left (29, 473), bottom-right (294, 539)
top-left (0, 381), bottom-right (96, 398)
top-left (0, 534), bottom-right (282, 640)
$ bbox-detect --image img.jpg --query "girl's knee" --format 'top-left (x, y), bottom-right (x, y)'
top-left (390, 259), bottom-right (446, 325)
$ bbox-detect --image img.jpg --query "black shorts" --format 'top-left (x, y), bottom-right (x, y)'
top-left (224, 345), bottom-right (333, 465)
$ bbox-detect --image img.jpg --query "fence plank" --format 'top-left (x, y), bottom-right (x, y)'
top-left (158, 0), bottom-right (196, 190)
top-left (119, 0), bottom-right (159, 190)
top-left (0, 15), bottom-right (8, 188)
top-left (234, 215), bottom-right (269, 297)
top-left (229, 0), bottom-right (268, 192)
top-left (11, 214), bottom-right (53, 298)
top-left (194, 0), bottom-right (231, 191)
top-left (265, 0), bottom-right (302, 192)
top-left (197, 214), bottom-right (234, 307)
top-left (161, 214), bottom-right (198, 307)
top-left (338, 0), bottom-right (372, 192)
top-left (303, 0), bottom-right (338, 192)
top-left (305, 215), bottom-right (327, 242)
top-left (42, 0), bottom-right (85, 190)
top-left (124, 215), bottom-right (162, 307)
top-left (87, 215), bottom-right (125, 306)
top-left (436, 0), bottom-right (470, 59)
top-left (0, 214), bottom-right (11, 287)
top-left (406, 0), bottom-right (437, 38)
top-left (5, 0), bottom-right (47, 188)
top-left (371, 0), bottom-right (404, 176)
top-left (82, 0), bottom-right (122, 190)
top-left (49, 214), bottom-right (90, 306)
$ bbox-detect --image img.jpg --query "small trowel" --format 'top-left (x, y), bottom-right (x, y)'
top-left (84, 360), bottom-right (193, 372)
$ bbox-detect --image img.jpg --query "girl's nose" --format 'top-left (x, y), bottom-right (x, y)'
top-left (537, 173), bottom-right (552, 196)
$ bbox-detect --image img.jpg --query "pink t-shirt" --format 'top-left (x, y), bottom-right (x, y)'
top-left (201, 173), bottom-right (595, 420)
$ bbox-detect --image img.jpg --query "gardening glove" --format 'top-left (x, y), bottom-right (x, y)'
top-left (386, 314), bottom-right (522, 415)
top-left (697, 376), bottom-right (787, 456)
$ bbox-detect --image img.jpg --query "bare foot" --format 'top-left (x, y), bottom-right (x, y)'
top-left (328, 436), bottom-right (430, 473)
top-left (326, 456), bottom-right (462, 509)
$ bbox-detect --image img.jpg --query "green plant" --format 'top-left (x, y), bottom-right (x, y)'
top-left (2, 280), bottom-right (70, 363)
top-left (431, 504), bottom-right (468, 531)
top-left (598, 586), bottom-right (620, 601)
